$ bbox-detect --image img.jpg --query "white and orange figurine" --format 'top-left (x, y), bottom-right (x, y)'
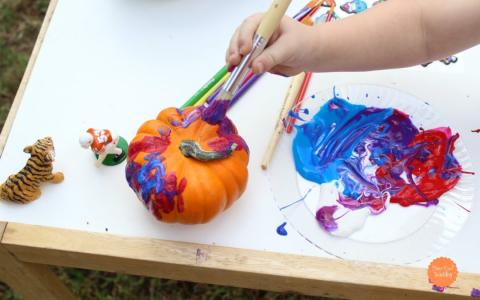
top-left (79, 128), bottom-right (128, 167)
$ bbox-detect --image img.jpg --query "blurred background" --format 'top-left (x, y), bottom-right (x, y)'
top-left (0, 1), bottom-right (326, 299)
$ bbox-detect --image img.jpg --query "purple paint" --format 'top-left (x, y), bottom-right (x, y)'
top-left (206, 86), bottom-right (222, 104)
top-left (432, 285), bottom-right (445, 293)
top-left (200, 99), bottom-right (230, 125)
top-left (316, 205), bottom-right (340, 232)
top-left (472, 288), bottom-right (480, 297)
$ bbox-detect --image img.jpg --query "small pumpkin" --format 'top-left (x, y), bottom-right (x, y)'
top-left (126, 107), bottom-right (249, 224)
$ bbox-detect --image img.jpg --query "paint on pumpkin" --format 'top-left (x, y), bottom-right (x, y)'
top-left (292, 91), bottom-right (467, 234)
top-left (126, 108), bottom-right (249, 221)
top-left (126, 128), bottom-right (187, 219)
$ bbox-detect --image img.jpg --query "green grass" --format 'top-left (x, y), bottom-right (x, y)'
top-left (3, 267), bottom-right (328, 299)
top-left (0, 1), bottom-right (328, 299)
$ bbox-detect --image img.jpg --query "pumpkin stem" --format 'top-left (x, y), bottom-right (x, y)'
top-left (179, 140), bottom-right (237, 161)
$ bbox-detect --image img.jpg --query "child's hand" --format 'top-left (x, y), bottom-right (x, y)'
top-left (226, 14), bottom-right (315, 76)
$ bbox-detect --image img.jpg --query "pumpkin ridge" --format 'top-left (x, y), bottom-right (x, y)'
top-left (209, 160), bottom-right (239, 207)
top-left (217, 156), bottom-right (246, 208)
top-left (208, 166), bottom-right (229, 213)
top-left (196, 163), bottom-right (227, 222)
top-left (180, 164), bottom-right (205, 223)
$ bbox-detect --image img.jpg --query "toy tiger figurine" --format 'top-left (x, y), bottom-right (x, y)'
top-left (0, 137), bottom-right (64, 204)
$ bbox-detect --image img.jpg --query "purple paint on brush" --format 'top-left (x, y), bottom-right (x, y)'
top-left (201, 99), bottom-right (230, 125)
top-left (206, 85), bottom-right (222, 104)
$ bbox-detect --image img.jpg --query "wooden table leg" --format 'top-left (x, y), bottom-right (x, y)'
top-left (0, 222), bottom-right (77, 300)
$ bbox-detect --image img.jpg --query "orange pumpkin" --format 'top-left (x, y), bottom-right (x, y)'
top-left (126, 107), bottom-right (249, 224)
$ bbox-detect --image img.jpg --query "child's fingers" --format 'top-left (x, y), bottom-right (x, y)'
top-left (238, 13), bottom-right (263, 55)
top-left (225, 28), bottom-right (238, 61)
top-left (226, 28), bottom-right (241, 66)
top-left (270, 66), bottom-right (299, 77)
top-left (251, 36), bottom-right (291, 74)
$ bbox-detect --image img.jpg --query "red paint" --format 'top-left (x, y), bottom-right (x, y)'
top-left (127, 135), bottom-right (170, 160)
top-left (286, 72), bottom-right (313, 133)
top-left (377, 128), bottom-right (463, 206)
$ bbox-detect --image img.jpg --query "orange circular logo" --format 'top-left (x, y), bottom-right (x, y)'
top-left (428, 257), bottom-right (458, 287)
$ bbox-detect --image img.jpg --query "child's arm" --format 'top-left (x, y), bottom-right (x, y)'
top-left (226, 0), bottom-right (480, 76)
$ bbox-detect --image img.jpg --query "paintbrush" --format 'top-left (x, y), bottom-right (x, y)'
top-left (285, 71), bottom-right (312, 133)
top-left (201, 0), bottom-right (293, 124)
top-left (261, 72), bottom-right (306, 170)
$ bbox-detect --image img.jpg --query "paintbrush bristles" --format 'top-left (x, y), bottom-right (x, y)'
top-left (215, 89), bottom-right (234, 102)
top-left (261, 73), bottom-right (306, 170)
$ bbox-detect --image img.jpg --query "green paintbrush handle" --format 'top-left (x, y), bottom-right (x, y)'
top-left (181, 65), bottom-right (228, 108)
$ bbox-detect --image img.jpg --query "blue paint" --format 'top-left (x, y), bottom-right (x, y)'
top-left (279, 188), bottom-right (312, 211)
top-left (276, 222), bottom-right (288, 236)
top-left (288, 109), bottom-right (309, 121)
top-left (292, 96), bottom-right (404, 187)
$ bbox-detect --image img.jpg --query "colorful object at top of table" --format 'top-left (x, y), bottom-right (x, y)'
top-left (340, 0), bottom-right (368, 14)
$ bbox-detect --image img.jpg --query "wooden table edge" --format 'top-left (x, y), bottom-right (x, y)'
top-left (2, 222), bottom-right (479, 299)
top-left (0, 0), bottom-right (478, 299)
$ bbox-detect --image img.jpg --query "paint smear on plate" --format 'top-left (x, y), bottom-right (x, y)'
top-left (292, 91), bottom-right (468, 234)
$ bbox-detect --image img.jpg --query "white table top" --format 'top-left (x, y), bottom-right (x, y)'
top-left (1, 0), bottom-right (479, 274)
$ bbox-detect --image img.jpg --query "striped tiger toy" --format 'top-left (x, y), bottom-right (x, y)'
top-left (0, 137), bottom-right (64, 204)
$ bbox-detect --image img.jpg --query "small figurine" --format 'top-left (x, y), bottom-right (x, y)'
top-left (0, 137), bottom-right (64, 204)
top-left (340, 0), bottom-right (368, 14)
top-left (79, 128), bottom-right (128, 167)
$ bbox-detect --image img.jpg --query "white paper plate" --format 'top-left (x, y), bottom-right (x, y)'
top-left (267, 84), bottom-right (474, 264)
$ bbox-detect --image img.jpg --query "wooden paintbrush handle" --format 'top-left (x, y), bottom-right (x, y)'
top-left (261, 72), bottom-right (306, 170)
top-left (257, 0), bottom-right (293, 40)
